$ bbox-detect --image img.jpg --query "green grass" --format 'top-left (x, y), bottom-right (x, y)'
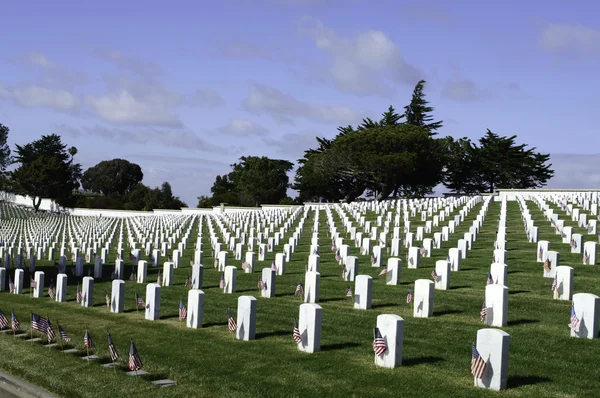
top-left (0, 200), bottom-right (599, 397)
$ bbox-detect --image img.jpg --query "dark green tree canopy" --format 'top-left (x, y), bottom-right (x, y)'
top-left (11, 134), bottom-right (82, 210)
top-left (403, 80), bottom-right (443, 135)
top-left (443, 130), bottom-right (554, 193)
top-left (82, 159), bottom-right (144, 196)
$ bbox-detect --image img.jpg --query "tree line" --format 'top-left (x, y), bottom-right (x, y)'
top-left (0, 80), bottom-right (554, 211)
top-left (0, 126), bottom-right (185, 212)
top-left (199, 80), bottom-right (553, 207)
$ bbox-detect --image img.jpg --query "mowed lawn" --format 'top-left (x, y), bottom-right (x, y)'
top-left (0, 199), bottom-right (599, 398)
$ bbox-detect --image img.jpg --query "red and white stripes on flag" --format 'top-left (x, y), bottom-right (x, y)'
top-left (372, 328), bottom-right (387, 358)
top-left (293, 318), bottom-right (302, 344)
top-left (471, 344), bottom-right (487, 380)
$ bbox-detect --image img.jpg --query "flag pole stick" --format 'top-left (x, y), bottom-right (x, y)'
top-left (30, 313), bottom-right (33, 343)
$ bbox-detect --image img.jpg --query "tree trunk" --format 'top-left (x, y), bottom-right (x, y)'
top-left (33, 196), bottom-right (42, 212)
top-left (375, 184), bottom-right (393, 201)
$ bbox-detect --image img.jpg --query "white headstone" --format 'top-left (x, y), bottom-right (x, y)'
top-left (275, 253), bottom-right (286, 276)
top-left (224, 266), bottom-right (237, 293)
top-left (413, 279), bottom-right (434, 318)
top-left (137, 260), bottom-right (148, 283)
top-left (407, 247), bottom-right (420, 269)
top-left (554, 266), bottom-right (573, 301)
top-left (111, 279), bottom-right (125, 313)
top-left (344, 256), bottom-right (358, 281)
top-left (484, 284), bottom-right (508, 327)
top-left (304, 271), bottom-right (320, 304)
top-left (386, 258), bottom-right (401, 285)
top-left (192, 264), bottom-right (203, 289)
top-left (434, 260), bottom-right (451, 290)
top-left (261, 268), bottom-right (276, 298)
top-left (308, 254), bottom-right (320, 273)
top-left (474, 328), bottom-right (510, 390)
top-left (354, 275), bottom-right (373, 310)
top-left (571, 293), bottom-right (599, 339)
top-left (82, 276), bottom-right (94, 307)
top-left (55, 273), bottom-right (67, 302)
top-left (114, 259), bottom-right (124, 280)
top-left (13, 269), bottom-right (24, 294)
top-left (145, 283), bottom-right (161, 321)
top-left (187, 289), bottom-right (204, 328)
top-left (490, 263), bottom-right (508, 287)
top-left (374, 314), bottom-right (404, 369)
top-left (33, 271), bottom-right (45, 298)
top-left (297, 303), bottom-right (322, 353)
top-left (236, 295), bottom-right (257, 341)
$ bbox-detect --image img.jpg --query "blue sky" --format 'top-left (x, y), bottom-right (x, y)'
top-left (0, 0), bottom-right (598, 206)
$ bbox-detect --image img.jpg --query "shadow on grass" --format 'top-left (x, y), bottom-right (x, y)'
top-left (507, 270), bottom-right (522, 274)
top-left (320, 297), bottom-right (347, 303)
top-left (255, 330), bottom-right (289, 339)
top-left (403, 356), bottom-right (444, 366)
top-left (508, 290), bottom-right (529, 295)
top-left (237, 288), bottom-right (261, 293)
top-left (508, 375), bottom-right (551, 388)
top-left (450, 285), bottom-right (469, 290)
top-left (433, 309), bottom-right (463, 316)
top-left (320, 342), bottom-right (360, 351)
top-left (371, 303), bottom-right (397, 309)
top-left (161, 314), bottom-right (179, 320)
top-left (204, 321), bottom-right (227, 328)
top-left (507, 319), bottom-right (539, 326)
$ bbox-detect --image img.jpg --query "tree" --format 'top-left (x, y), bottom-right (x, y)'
top-left (229, 156), bottom-right (294, 206)
top-left (444, 130), bottom-right (554, 193)
top-left (81, 159), bottom-right (143, 196)
top-left (0, 124), bottom-right (12, 189)
top-left (403, 80), bottom-right (443, 135)
top-left (11, 134), bottom-right (82, 211)
top-left (318, 124), bottom-right (448, 200)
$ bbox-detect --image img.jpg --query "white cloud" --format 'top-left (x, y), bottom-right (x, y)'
top-left (84, 90), bottom-right (183, 127)
top-left (218, 119), bottom-right (268, 136)
top-left (95, 49), bottom-right (164, 76)
top-left (0, 84), bottom-right (78, 111)
top-left (188, 88), bottom-right (225, 108)
top-left (297, 17), bottom-right (424, 97)
top-left (243, 83), bottom-right (359, 124)
top-left (58, 124), bottom-right (229, 154)
top-left (263, 130), bottom-right (321, 159)
top-left (441, 78), bottom-right (489, 102)
top-left (539, 23), bottom-right (600, 56)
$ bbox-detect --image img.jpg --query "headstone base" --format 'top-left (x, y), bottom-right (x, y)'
top-left (25, 338), bottom-right (42, 342)
top-left (102, 363), bottom-right (119, 368)
top-left (126, 370), bottom-right (148, 376)
top-left (82, 355), bottom-right (99, 361)
top-left (152, 379), bottom-right (177, 387)
top-left (63, 349), bottom-right (78, 353)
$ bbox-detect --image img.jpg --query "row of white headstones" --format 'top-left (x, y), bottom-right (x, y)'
top-left (2, 194), bottom-right (599, 391)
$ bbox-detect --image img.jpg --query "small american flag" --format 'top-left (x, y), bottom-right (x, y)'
top-left (0, 309), bottom-right (8, 329)
top-left (157, 271), bottom-right (162, 286)
top-left (543, 259), bottom-right (551, 273)
top-left (480, 302), bottom-right (487, 322)
top-left (185, 274), bottom-right (191, 287)
top-left (569, 305), bottom-right (580, 333)
top-left (179, 299), bottom-right (187, 321)
top-left (76, 283), bottom-right (83, 304)
top-left (8, 276), bottom-right (14, 293)
top-left (471, 344), bottom-right (487, 379)
top-left (406, 289), bottom-right (413, 304)
top-left (48, 280), bottom-right (56, 299)
top-left (47, 319), bottom-right (55, 343)
top-left (84, 330), bottom-right (95, 349)
top-left (30, 277), bottom-right (37, 289)
top-left (551, 274), bottom-right (557, 292)
top-left (258, 277), bottom-right (266, 290)
top-left (370, 255), bottom-right (376, 265)
top-left (293, 318), bottom-right (302, 344)
top-left (129, 272), bottom-right (136, 281)
top-left (227, 309), bottom-right (237, 333)
top-left (331, 244), bottom-right (337, 252)
top-left (214, 259), bottom-right (219, 268)
top-left (378, 267), bottom-right (388, 276)
top-left (538, 246), bottom-right (543, 261)
top-left (431, 269), bottom-right (440, 282)
top-left (420, 247), bottom-right (427, 256)
top-left (271, 260), bottom-right (277, 271)
top-left (372, 328), bottom-right (387, 357)
top-left (259, 247), bottom-right (263, 255)
top-left (584, 250), bottom-right (590, 265)
top-left (241, 260), bottom-right (248, 271)
top-left (294, 282), bottom-right (304, 298)
top-left (105, 289), bottom-right (110, 309)
top-left (345, 287), bottom-right (353, 297)
top-left (486, 272), bottom-right (494, 285)
top-left (128, 341), bottom-right (143, 371)
top-left (58, 324), bottom-right (70, 342)
top-left (11, 310), bottom-right (20, 331)
top-left (135, 293), bottom-right (145, 308)
top-left (108, 332), bottom-right (119, 362)
top-left (31, 313), bottom-right (49, 333)
top-left (335, 253), bottom-right (341, 262)
top-left (219, 274), bottom-right (225, 289)
top-left (570, 239), bottom-right (577, 249)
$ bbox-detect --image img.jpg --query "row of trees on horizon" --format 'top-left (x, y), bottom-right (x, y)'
top-left (0, 80), bottom-right (554, 212)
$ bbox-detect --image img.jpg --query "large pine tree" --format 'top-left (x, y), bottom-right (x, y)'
top-left (403, 80), bottom-right (443, 135)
